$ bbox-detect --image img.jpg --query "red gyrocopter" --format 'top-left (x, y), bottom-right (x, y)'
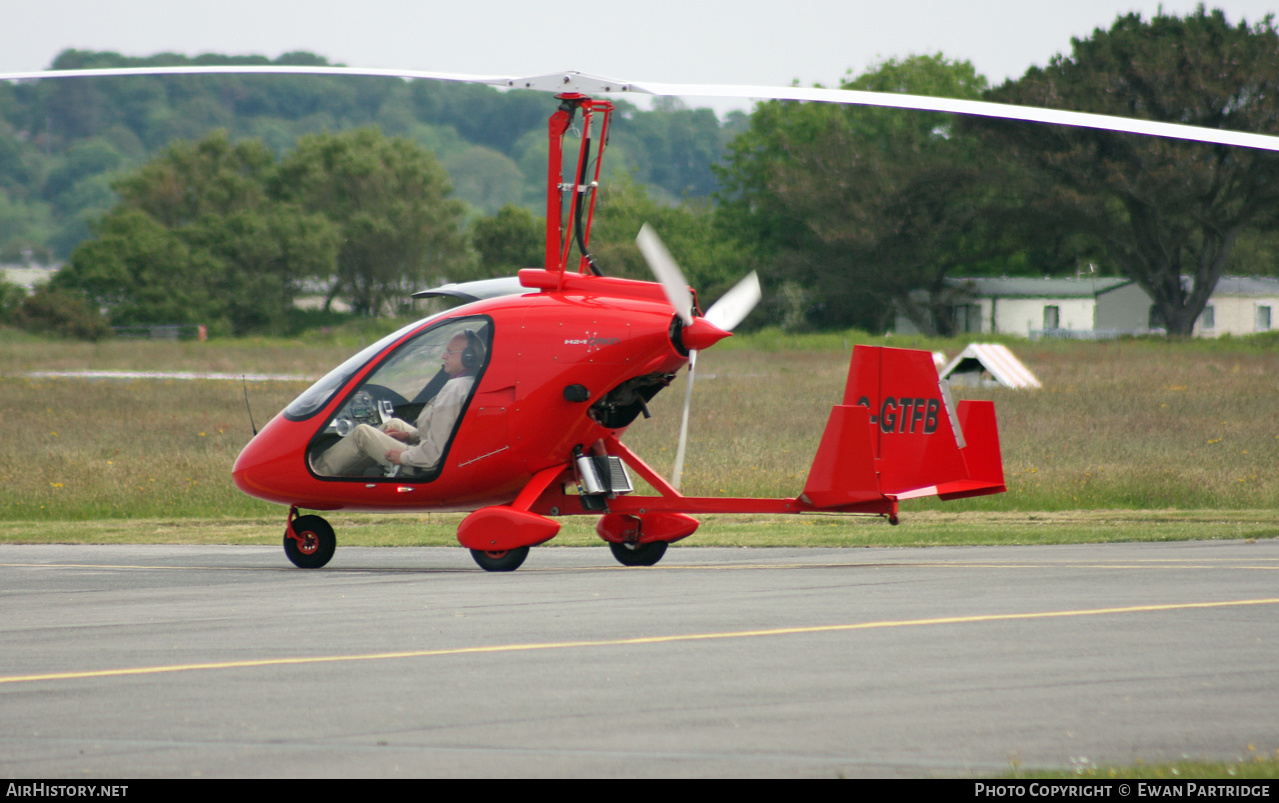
top-left (228, 84), bottom-right (1007, 571)
top-left (13, 66), bottom-right (1267, 571)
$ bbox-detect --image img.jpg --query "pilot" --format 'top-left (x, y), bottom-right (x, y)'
top-left (313, 331), bottom-right (483, 477)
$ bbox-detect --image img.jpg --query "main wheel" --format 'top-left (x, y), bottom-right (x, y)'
top-left (284, 515), bottom-right (336, 569)
top-left (469, 546), bottom-right (530, 572)
top-left (609, 540), bottom-right (668, 567)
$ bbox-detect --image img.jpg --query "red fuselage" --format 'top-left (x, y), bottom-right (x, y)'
top-left (232, 279), bottom-right (691, 513)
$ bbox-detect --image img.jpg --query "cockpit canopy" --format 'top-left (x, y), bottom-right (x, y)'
top-left (302, 316), bottom-right (492, 481)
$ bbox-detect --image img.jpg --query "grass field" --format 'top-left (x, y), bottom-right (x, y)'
top-left (1, 326), bottom-right (1277, 544)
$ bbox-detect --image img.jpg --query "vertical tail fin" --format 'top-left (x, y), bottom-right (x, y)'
top-left (801, 345), bottom-right (1006, 509)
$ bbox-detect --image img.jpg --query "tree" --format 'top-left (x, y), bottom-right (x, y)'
top-left (0, 188), bottom-right (53, 259)
top-left (717, 55), bottom-right (1003, 333)
top-left (55, 131), bottom-right (339, 333)
top-left (1, 49), bottom-right (744, 262)
top-left (273, 128), bottom-right (468, 315)
top-left (59, 209), bottom-right (194, 326)
top-left (588, 176), bottom-right (750, 307)
top-left (471, 205), bottom-right (543, 274)
top-left (0, 276), bottom-right (25, 323)
top-left (442, 146), bottom-right (525, 215)
top-left (611, 104), bottom-right (727, 199)
top-left (979, 7), bottom-right (1279, 335)
top-left (13, 285), bottom-right (110, 340)
top-left (40, 139), bottom-right (127, 254)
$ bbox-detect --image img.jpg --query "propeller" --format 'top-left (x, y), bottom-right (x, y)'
top-left (635, 225), bottom-right (761, 490)
top-left (705, 271), bottom-right (762, 333)
top-left (636, 224), bottom-right (694, 325)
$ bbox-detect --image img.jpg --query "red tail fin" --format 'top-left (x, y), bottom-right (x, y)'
top-left (802, 346), bottom-right (1006, 509)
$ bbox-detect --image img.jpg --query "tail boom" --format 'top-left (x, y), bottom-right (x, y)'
top-left (519, 345), bottom-right (1004, 526)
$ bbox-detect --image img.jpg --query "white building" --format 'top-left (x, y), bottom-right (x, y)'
top-left (1208, 277), bottom-right (1279, 336)
top-left (896, 276), bottom-right (1279, 338)
top-left (895, 277), bottom-right (1129, 337)
top-left (1096, 276), bottom-right (1279, 337)
top-left (0, 264), bottom-right (58, 292)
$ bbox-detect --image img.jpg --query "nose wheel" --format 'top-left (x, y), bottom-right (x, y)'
top-left (284, 513), bottom-right (336, 569)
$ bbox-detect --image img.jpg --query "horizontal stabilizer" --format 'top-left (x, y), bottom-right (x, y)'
top-left (936, 401), bottom-right (1007, 500)
top-left (801, 404), bottom-right (882, 508)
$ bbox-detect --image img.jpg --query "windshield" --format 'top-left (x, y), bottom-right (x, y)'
top-left (282, 313), bottom-right (448, 421)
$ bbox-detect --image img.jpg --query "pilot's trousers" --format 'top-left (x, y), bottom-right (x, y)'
top-left (311, 419), bottom-right (415, 476)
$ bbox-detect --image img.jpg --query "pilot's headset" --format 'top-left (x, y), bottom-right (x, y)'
top-left (460, 330), bottom-right (484, 373)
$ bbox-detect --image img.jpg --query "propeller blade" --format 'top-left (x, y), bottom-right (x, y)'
top-left (671, 349), bottom-right (698, 491)
top-left (671, 272), bottom-right (758, 489)
top-left (636, 224), bottom-right (694, 325)
top-left (704, 271), bottom-right (761, 332)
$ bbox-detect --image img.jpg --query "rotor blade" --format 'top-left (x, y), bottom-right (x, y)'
top-left (7, 65), bottom-right (1276, 152)
top-left (671, 350), bottom-right (697, 492)
top-left (636, 224), bottom-right (694, 325)
top-left (0, 64), bottom-right (518, 87)
top-left (621, 80), bottom-right (1279, 153)
top-left (704, 271), bottom-right (762, 332)
top-left (0, 66), bottom-right (641, 94)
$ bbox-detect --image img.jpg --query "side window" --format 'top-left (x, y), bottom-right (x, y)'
top-left (1043, 305), bottom-right (1060, 330)
top-left (1200, 305), bottom-right (1215, 331)
top-left (307, 318), bottom-right (491, 480)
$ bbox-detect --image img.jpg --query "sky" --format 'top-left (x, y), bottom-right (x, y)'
top-left (4, 0), bottom-right (1278, 116)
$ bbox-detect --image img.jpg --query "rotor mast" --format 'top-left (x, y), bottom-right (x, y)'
top-left (545, 94), bottom-right (614, 280)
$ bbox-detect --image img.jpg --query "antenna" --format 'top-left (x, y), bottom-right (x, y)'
top-left (242, 376), bottom-right (258, 436)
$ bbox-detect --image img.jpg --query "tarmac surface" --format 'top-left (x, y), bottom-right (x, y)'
top-left (2, 539), bottom-right (1278, 778)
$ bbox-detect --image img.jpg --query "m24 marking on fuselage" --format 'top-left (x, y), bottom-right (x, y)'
top-left (563, 336), bottom-right (622, 348)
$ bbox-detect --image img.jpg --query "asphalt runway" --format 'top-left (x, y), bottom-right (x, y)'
top-left (2, 539), bottom-right (1278, 778)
